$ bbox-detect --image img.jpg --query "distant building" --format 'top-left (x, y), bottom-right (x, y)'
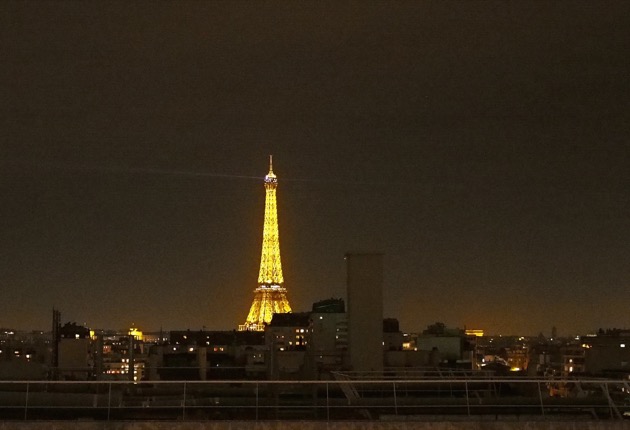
top-left (527, 341), bottom-right (562, 376)
top-left (383, 318), bottom-right (403, 351)
top-left (310, 298), bottom-right (347, 371)
top-left (0, 329), bottom-right (49, 380)
top-left (266, 312), bottom-right (311, 379)
top-left (417, 335), bottom-right (463, 363)
top-left (94, 329), bottom-right (150, 381)
top-left (504, 345), bottom-right (529, 372)
top-left (581, 330), bottom-right (630, 377)
top-left (561, 342), bottom-right (585, 376)
top-left (150, 330), bottom-right (266, 380)
top-left (58, 322), bottom-right (92, 380)
top-left (416, 324), bottom-right (476, 368)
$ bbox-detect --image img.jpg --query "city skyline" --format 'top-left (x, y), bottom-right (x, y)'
top-left (2, 2), bottom-right (629, 335)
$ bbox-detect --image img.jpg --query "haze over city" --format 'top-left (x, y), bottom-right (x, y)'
top-left (2, 2), bottom-right (629, 335)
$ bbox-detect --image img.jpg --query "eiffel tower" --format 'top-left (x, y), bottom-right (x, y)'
top-left (239, 156), bottom-right (291, 331)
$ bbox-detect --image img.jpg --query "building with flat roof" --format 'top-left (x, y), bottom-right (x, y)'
top-left (346, 253), bottom-right (383, 372)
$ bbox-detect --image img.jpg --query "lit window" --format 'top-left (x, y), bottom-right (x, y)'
top-left (569, 359), bottom-right (573, 363)
top-left (319, 316), bottom-right (323, 320)
top-left (569, 366), bottom-right (573, 372)
top-left (621, 344), bottom-right (626, 348)
top-left (300, 329), bottom-right (305, 333)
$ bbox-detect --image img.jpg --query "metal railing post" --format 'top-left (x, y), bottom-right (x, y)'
top-left (326, 382), bottom-right (329, 421)
top-left (24, 382), bottom-right (29, 420)
top-left (601, 382), bottom-right (621, 419)
top-left (607, 382), bottom-right (613, 419)
top-left (107, 382), bottom-right (112, 421)
top-left (465, 380), bottom-right (470, 416)
top-left (393, 382), bottom-right (398, 415)
top-left (537, 381), bottom-right (545, 417)
top-left (182, 382), bottom-right (187, 420)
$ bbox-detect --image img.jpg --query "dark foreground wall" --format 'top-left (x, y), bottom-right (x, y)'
top-left (0, 422), bottom-right (629, 430)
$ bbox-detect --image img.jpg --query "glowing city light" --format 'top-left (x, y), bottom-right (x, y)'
top-left (240, 156), bottom-right (291, 331)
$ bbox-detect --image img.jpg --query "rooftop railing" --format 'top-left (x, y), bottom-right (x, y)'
top-left (0, 378), bottom-right (628, 421)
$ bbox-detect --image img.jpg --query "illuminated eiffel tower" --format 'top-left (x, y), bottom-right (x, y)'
top-left (239, 156), bottom-right (291, 331)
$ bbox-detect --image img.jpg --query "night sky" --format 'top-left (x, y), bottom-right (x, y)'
top-left (2, 2), bottom-right (629, 335)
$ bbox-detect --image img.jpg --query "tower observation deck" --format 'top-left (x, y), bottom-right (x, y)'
top-left (239, 156), bottom-right (292, 331)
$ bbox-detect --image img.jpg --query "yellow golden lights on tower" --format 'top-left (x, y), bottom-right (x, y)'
top-left (239, 156), bottom-right (291, 331)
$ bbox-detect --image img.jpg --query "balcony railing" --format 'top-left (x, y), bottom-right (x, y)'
top-left (0, 378), bottom-right (628, 421)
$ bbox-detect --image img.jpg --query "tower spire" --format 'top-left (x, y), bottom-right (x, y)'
top-left (265, 154), bottom-right (276, 181)
top-left (239, 157), bottom-right (291, 331)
